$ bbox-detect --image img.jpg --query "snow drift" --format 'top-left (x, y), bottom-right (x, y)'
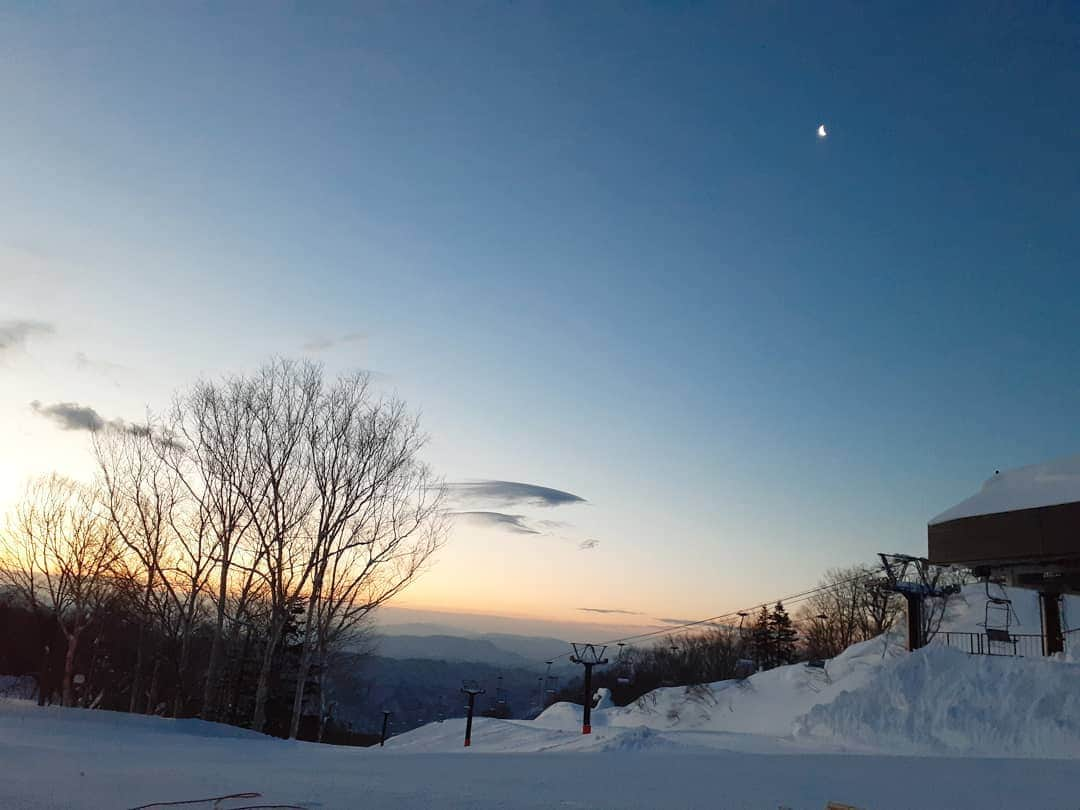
top-left (796, 646), bottom-right (1080, 757)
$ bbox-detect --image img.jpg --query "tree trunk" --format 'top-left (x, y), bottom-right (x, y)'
top-left (227, 626), bottom-right (253, 724)
top-left (316, 652), bottom-right (329, 743)
top-left (288, 581), bottom-right (321, 740)
top-left (129, 574), bottom-right (155, 713)
top-left (147, 656), bottom-right (161, 714)
top-left (172, 625), bottom-right (193, 718)
top-left (250, 614), bottom-right (285, 733)
top-left (37, 642), bottom-right (52, 707)
top-left (200, 564), bottom-right (230, 721)
top-left (61, 630), bottom-right (80, 707)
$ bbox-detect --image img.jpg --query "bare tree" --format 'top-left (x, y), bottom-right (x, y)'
top-left (796, 565), bottom-right (903, 658)
top-left (0, 476), bottom-right (120, 706)
top-left (153, 500), bottom-right (215, 716)
top-left (94, 425), bottom-right (180, 712)
top-left (239, 360), bottom-right (321, 733)
top-left (861, 576), bottom-right (903, 638)
top-left (160, 377), bottom-right (257, 721)
top-left (285, 374), bottom-right (445, 739)
top-left (920, 565), bottom-right (971, 643)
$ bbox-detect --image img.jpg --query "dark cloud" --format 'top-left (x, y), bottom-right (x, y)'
top-left (302, 332), bottom-right (366, 352)
top-left (451, 511), bottom-right (540, 535)
top-left (0, 320), bottom-right (54, 352)
top-left (29, 400), bottom-right (105, 431)
top-left (28, 400), bottom-right (183, 449)
top-left (577, 538), bottom-right (600, 551)
top-left (446, 480), bottom-right (586, 508)
top-left (578, 607), bottom-right (643, 616)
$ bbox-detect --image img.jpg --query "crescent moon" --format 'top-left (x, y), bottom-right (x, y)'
top-left (817, 124), bottom-right (827, 138)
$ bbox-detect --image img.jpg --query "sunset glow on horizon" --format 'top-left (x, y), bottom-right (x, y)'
top-left (3, 3), bottom-right (1078, 636)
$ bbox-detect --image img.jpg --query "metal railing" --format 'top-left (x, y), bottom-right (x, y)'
top-left (928, 631), bottom-right (1050, 658)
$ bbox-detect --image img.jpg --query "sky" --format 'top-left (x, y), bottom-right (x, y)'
top-left (1, 2), bottom-right (1078, 635)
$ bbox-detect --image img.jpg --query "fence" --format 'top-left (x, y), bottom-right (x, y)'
top-left (929, 628), bottom-right (1080, 658)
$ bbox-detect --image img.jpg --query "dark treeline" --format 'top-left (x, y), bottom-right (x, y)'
top-left (0, 359), bottom-right (444, 744)
top-left (551, 601), bottom-right (802, 707)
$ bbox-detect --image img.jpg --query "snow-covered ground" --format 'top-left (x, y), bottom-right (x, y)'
top-left (4, 697), bottom-right (1080, 810)
top-left (3, 585), bottom-right (1080, 809)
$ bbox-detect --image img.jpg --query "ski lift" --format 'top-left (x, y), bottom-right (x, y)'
top-left (984, 579), bottom-right (1018, 654)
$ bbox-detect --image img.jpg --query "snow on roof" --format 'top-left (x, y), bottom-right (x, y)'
top-left (930, 453), bottom-right (1080, 526)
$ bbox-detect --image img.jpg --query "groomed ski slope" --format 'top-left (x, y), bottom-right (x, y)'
top-left (3, 585), bottom-right (1080, 809)
top-left (4, 697), bottom-right (1080, 810)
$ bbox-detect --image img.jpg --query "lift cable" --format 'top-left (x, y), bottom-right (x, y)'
top-left (539, 566), bottom-right (884, 668)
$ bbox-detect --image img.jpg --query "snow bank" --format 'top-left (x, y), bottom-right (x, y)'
top-left (588, 634), bottom-right (903, 737)
top-left (0, 697), bottom-right (270, 743)
top-left (931, 453), bottom-right (1080, 524)
top-left (795, 646), bottom-right (1080, 757)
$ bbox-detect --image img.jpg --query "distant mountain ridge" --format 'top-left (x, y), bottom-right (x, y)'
top-left (373, 631), bottom-right (575, 672)
top-left (374, 635), bottom-right (539, 669)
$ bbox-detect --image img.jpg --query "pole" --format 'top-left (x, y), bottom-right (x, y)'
top-left (464, 693), bottom-right (476, 747)
top-left (1040, 592), bottom-right (1064, 656)
top-left (582, 663), bottom-right (594, 734)
top-left (903, 592), bottom-right (923, 651)
top-left (570, 643), bottom-right (608, 735)
top-left (460, 681), bottom-right (485, 748)
top-left (380, 711), bottom-right (390, 747)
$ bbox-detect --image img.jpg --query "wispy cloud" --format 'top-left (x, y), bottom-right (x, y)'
top-left (0, 320), bottom-right (54, 353)
top-left (578, 607), bottom-right (642, 616)
top-left (537, 519), bottom-right (571, 530)
top-left (451, 511), bottom-right (540, 535)
top-left (446, 480), bottom-right (586, 509)
top-left (655, 617), bottom-right (727, 627)
top-left (28, 400), bottom-right (180, 448)
top-left (302, 332), bottom-right (366, 352)
top-left (577, 538), bottom-right (600, 551)
top-left (29, 400), bottom-right (106, 432)
top-left (74, 351), bottom-right (127, 375)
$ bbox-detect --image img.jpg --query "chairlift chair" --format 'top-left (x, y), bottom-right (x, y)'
top-left (983, 580), bottom-right (1018, 655)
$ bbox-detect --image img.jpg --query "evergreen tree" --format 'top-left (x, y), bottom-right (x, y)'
top-left (750, 606), bottom-right (773, 670)
top-left (770, 601), bottom-right (798, 666)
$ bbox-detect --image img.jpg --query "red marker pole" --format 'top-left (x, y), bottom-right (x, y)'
top-left (581, 662), bottom-right (594, 734)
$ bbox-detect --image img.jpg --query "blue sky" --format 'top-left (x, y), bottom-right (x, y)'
top-left (1, 2), bottom-right (1078, 626)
